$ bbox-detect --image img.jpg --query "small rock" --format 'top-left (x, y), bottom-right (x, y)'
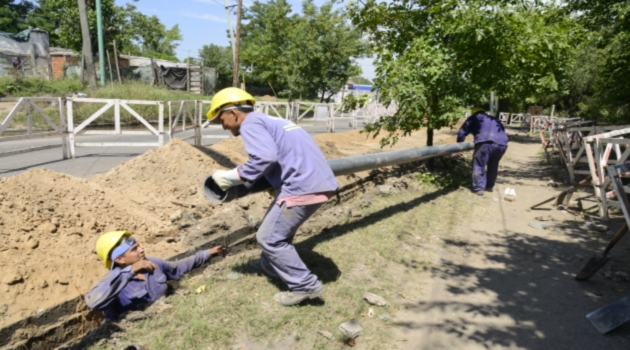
top-left (606, 230), bottom-right (616, 237)
top-left (367, 308), bottom-right (374, 318)
top-left (363, 292), bottom-right (387, 306)
top-left (195, 285), bottom-right (207, 294)
top-left (317, 330), bottom-right (334, 340)
top-left (25, 239), bottom-right (39, 249)
top-left (56, 279), bottom-right (69, 285)
top-left (379, 313), bottom-right (389, 320)
top-left (504, 195), bottom-right (516, 202)
top-left (4, 272), bottom-right (23, 285)
top-left (547, 180), bottom-right (559, 187)
top-left (584, 221), bottom-right (608, 232)
top-left (226, 272), bottom-right (242, 280)
top-left (38, 222), bottom-right (57, 234)
top-left (377, 185), bottom-right (394, 195)
top-left (535, 216), bottom-right (555, 222)
top-left (339, 319), bottom-right (363, 339)
top-left (0, 304), bottom-right (7, 315)
top-left (528, 223), bottom-right (547, 230)
top-left (169, 209), bottom-right (183, 223)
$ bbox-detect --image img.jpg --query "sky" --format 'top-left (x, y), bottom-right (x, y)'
top-left (114, 0), bottom-right (376, 81)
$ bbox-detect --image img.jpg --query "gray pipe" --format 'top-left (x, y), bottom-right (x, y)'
top-left (204, 142), bottom-right (474, 203)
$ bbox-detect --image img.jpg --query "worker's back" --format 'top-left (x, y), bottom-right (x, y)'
top-left (457, 112), bottom-right (509, 146)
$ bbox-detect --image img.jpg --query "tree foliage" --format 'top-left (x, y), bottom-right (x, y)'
top-left (1, 0), bottom-right (182, 62)
top-left (563, 0), bottom-right (630, 123)
top-left (0, 0), bottom-right (34, 33)
top-left (240, 0), bottom-right (369, 100)
top-left (349, 0), bottom-right (578, 146)
top-left (198, 44), bottom-right (233, 89)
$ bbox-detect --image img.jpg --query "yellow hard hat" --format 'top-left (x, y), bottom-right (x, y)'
top-left (206, 87), bottom-right (256, 123)
top-left (471, 107), bottom-right (485, 115)
top-left (95, 231), bottom-right (130, 269)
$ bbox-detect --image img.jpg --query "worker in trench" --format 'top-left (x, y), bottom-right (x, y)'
top-left (207, 88), bottom-right (338, 306)
top-left (84, 230), bottom-right (227, 320)
top-left (457, 106), bottom-right (509, 196)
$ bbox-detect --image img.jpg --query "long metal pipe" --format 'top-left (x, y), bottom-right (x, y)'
top-left (204, 142), bottom-right (474, 203)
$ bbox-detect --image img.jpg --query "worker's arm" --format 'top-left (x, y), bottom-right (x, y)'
top-left (237, 118), bottom-right (279, 182)
top-left (457, 116), bottom-right (475, 143)
top-left (155, 250), bottom-right (211, 280)
top-left (84, 266), bottom-right (135, 311)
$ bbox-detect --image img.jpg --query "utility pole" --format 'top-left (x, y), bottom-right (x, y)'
top-left (77, 0), bottom-right (97, 89)
top-left (232, 0), bottom-right (242, 88)
top-left (223, 0), bottom-right (237, 63)
top-left (95, 0), bottom-right (106, 86)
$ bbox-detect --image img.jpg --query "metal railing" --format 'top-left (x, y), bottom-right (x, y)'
top-left (0, 97), bottom-right (68, 159)
top-left (66, 98), bottom-right (164, 158)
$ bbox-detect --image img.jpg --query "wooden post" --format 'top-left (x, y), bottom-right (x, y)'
top-left (106, 50), bottom-right (114, 85)
top-left (232, 0), bottom-right (242, 87)
top-left (113, 40), bottom-right (121, 84)
top-left (187, 58), bottom-right (190, 92)
top-left (150, 58), bottom-right (157, 86)
top-left (29, 44), bottom-right (36, 77)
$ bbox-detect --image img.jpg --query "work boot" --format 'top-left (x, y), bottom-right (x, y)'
top-left (274, 285), bottom-right (324, 306)
top-left (473, 190), bottom-right (484, 196)
top-left (248, 259), bottom-right (280, 280)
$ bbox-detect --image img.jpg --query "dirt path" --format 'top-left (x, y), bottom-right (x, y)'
top-left (393, 135), bottom-right (630, 349)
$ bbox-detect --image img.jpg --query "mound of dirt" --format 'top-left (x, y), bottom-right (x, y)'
top-left (0, 124), bottom-right (466, 329)
top-left (0, 168), bottom-right (172, 327)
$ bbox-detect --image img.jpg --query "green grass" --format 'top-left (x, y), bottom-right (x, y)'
top-left (89, 159), bottom-right (475, 349)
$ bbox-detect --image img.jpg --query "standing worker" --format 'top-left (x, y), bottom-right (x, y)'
top-left (207, 88), bottom-right (338, 306)
top-left (457, 107), bottom-right (509, 196)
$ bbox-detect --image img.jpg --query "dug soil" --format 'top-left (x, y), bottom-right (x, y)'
top-left (0, 126), bottom-right (458, 328)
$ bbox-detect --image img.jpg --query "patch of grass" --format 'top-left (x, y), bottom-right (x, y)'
top-left (416, 156), bottom-right (470, 188)
top-left (93, 180), bottom-right (473, 349)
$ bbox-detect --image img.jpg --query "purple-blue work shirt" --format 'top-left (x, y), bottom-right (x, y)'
top-left (457, 112), bottom-right (509, 146)
top-left (237, 112), bottom-right (338, 199)
top-left (85, 251), bottom-right (210, 320)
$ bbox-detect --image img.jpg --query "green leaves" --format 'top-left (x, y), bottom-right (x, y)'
top-left (350, 0), bottom-right (577, 146)
top-left (240, 0), bottom-right (368, 100)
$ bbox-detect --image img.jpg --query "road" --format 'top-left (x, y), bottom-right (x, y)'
top-left (0, 118), bottom-right (360, 179)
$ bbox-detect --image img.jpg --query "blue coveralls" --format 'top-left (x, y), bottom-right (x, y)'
top-left (457, 112), bottom-right (509, 192)
top-left (85, 251), bottom-right (210, 320)
top-left (237, 112), bottom-right (338, 293)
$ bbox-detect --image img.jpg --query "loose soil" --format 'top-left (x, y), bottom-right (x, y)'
top-left (84, 131), bottom-right (630, 350)
top-left (0, 126), bottom-right (458, 329)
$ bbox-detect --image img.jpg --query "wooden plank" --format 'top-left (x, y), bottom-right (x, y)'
top-left (0, 98), bottom-right (24, 134)
top-left (75, 142), bottom-right (159, 147)
top-left (0, 144), bottom-right (61, 158)
top-left (29, 100), bottom-right (60, 133)
top-left (73, 101), bottom-right (114, 134)
top-left (201, 135), bottom-right (229, 139)
top-left (120, 102), bottom-right (159, 136)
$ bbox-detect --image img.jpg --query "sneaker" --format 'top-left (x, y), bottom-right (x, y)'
top-left (248, 259), bottom-right (280, 280)
top-left (273, 285), bottom-right (324, 306)
top-left (474, 190), bottom-right (484, 196)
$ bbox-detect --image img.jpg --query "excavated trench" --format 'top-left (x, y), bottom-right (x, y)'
top-left (0, 127), bottom-right (465, 349)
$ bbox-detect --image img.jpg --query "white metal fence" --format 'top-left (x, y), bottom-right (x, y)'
top-left (0, 97), bottom-right (68, 158)
top-left (66, 98), bottom-right (164, 158)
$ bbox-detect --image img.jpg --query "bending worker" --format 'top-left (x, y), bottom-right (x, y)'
top-left (207, 88), bottom-right (338, 306)
top-left (85, 230), bottom-right (226, 320)
top-left (457, 107), bottom-right (509, 196)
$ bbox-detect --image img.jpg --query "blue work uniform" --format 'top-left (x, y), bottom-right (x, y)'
top-left (237, 112), bottom-right (338, 293)
top-left (85, 251), bottom-right (210, 320)
top-left (457, 112), bottom-right (509, 192)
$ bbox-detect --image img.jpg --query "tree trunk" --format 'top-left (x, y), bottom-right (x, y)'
top-left (427, 127), bottom-right (434, 147)
top-left (78, 0), bottom-right (97, 89)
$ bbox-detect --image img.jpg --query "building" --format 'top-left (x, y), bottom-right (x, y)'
top-left (0, 29), bottom-right (51, 79)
